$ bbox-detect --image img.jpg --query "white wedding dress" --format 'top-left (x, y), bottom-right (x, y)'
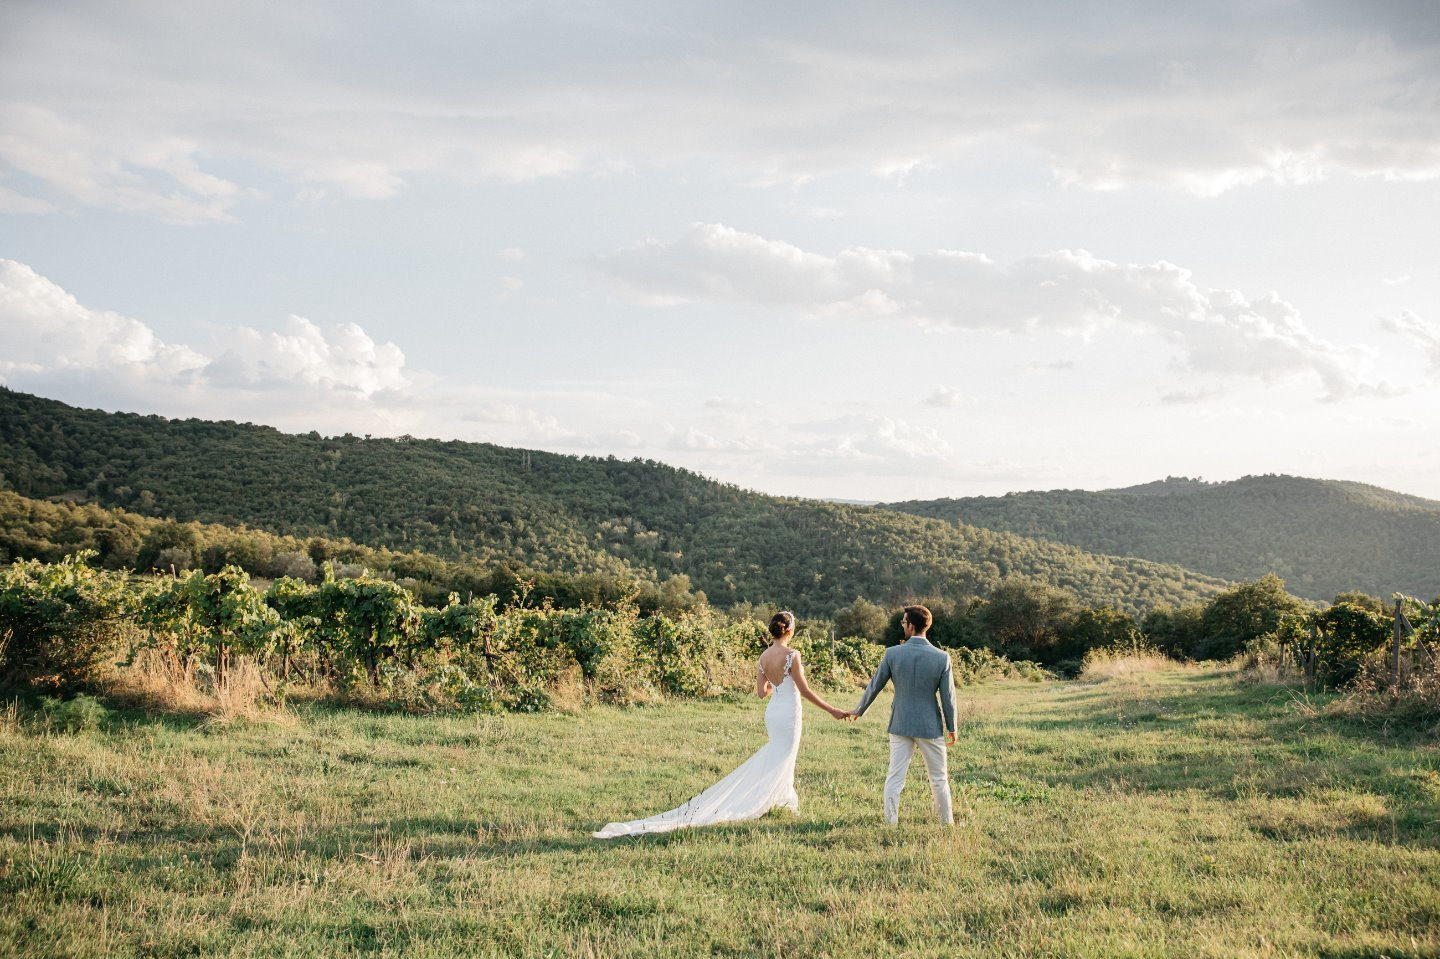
top-left (593, 651), bottom-right (802, 839)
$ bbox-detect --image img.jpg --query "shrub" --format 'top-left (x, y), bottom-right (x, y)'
top-left (835, 635), bottom-right (884, 680)
top-left (1312, 602), bottom-right (1391, 688)
top-left (0, 552), bottom-right (130, 693)
top-left (947, 646), bottom-right (1049, 685)
top-left (39, 692), bottom-right (110, 732)
top-left (440, 666), bottom-right (504, 714)
top-left (508, 683), bottom-right (552, 713)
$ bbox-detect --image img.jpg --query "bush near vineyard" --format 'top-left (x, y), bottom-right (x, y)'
top-left (0, 552), bottom-right (130, 693)
top-left (1311, 601), bottom-right (1392, 687)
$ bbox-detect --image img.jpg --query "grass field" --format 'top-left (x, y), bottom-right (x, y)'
top-left (2, 667), bottom-right (1438, 958)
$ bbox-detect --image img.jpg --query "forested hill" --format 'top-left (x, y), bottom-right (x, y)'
top-left (0, 388), bottom-right (1227, 615)
top-left (886, 475), bottom-right (1440, 602)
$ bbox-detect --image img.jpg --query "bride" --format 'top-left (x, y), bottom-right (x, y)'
top-left (592, 611), bottom-right (854, 839)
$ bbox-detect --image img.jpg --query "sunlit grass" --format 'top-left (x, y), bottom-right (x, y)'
top-left (1079, 647), bottom-right (1177, 683)
top-left (2, 667), bottom-right (1437, 958)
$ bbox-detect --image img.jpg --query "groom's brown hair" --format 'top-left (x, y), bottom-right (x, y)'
top-left (902, 605), bottom-right (932, 634)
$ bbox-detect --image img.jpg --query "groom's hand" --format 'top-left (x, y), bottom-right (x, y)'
top-left (945, 730), bottom-right (955, 747)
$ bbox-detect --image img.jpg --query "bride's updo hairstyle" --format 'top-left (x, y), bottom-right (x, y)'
top-left (767, 611), bottom-right (796, 642)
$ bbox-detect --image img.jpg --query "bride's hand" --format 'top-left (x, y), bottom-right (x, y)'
top-left (828, 706), bottom-right (849, 720)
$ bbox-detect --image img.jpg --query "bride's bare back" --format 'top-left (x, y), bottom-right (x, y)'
top-left (757, 644), bottom-right (795, 688)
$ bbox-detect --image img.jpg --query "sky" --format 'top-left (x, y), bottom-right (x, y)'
top-left (2, 0), bottom-right (1438, 502)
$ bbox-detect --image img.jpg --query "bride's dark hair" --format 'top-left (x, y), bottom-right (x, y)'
top-left (767, 611), bottom-right (796, 640)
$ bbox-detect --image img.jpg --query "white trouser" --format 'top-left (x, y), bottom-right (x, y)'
top-left (885, 734), bottom-right (953, 825)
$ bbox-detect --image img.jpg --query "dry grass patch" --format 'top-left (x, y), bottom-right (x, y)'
top-left (1324, 657), bottom-right (1440, 734)
top-left (1080, 645), bottom-right (1178, 682)
top-left (107, 649), bottom-right (293, 727)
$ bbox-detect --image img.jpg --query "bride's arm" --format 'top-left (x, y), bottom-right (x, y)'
top-left (789, 653), bottom-right (848, 718)
top-left (755, 662), bottom-right (773, 698)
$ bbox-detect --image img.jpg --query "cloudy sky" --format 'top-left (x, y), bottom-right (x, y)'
top-left (2, 1), bottom-right (1438, 501)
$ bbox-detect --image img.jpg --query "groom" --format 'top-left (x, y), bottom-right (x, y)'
top-left (849, 605), bottom-right (956, 825)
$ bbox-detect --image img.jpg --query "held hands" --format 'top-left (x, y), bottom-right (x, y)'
top-left (828, 706), bottom-right (858, 721)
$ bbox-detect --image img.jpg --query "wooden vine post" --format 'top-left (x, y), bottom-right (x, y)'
top-left (1303, 624), bottom-right (1318, 689)
top-left (472, 595), bottom-right (496, 678)
top-left (1391, 599), bottom-right (1413, 692)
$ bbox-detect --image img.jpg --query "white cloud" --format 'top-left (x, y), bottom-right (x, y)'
top-left (2, 4), bottom-right (1438, 217)
top-left (704, 395), bottom-right (765, 411)
top-left (669, 426), bottom-right (726, 452)
top-left (0, 260), bottom-right (408, 403)
top-left (1160, 387), bottom-right (1223, 406)
top-left (205, 315), bottom-right (409, 396)
top-left (0, 185), bottom-right (56, 215)
top-left (0, 259), bottom-right (208, 378)
top-left (0, 257), bottom-right (599, 445)
top-left (1383, 310), bottom-right (1440, 374)
top-left (595, 429), bottom-right (644, 450)
top-left (454, 400), bottom-right (576, 443)
top-left (599, 223), bottom-right (1393, 400)
top-left (792, 414), bottom-right (954, 474)
top-left (0, 105), bottom-right (242, 224)
top-left (923, 386), bottom-right (972, 408)
top-left (659, 411), bottom-right (964, 480)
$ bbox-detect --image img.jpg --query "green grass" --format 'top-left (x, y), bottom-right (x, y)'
top-left (2, 668), bottom-right (1438, 958)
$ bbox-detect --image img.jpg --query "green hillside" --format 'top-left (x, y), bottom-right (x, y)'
top-left (887, 475), bottom-right (1440, 602)
top-left (0, 389), bottom-right (1225, 615)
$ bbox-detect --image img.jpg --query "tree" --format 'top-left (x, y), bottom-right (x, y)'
top-left (638, 574), bottom-right (707, 617)
top-left (977, 579), bottom-right (1079, 663)
top-left (270, 550), bottom-right (318, 582)
top-left (137, 521), bottom-right (200, 572)
top-left (833, 596), bottom-right (888, 643)
top-left (1198, 574), bottom-right (1308, 660)
top-left (94, 524), bottom-right (140, 570)
top-left (1141, 604), bottom-right (1206, 658)
top-left (1331, 591), bottom-right (1386, 616)
top-left (1064, 606), bottom-right (1141, 662)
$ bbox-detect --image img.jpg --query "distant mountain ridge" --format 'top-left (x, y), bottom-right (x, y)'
top-left (0, 388), bottom-right (1226, 615)
top-left (885, 475), bottom-right (1440, 601)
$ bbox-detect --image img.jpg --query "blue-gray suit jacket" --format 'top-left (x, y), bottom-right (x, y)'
top-left (853, 636), bottom-right (956, 739)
